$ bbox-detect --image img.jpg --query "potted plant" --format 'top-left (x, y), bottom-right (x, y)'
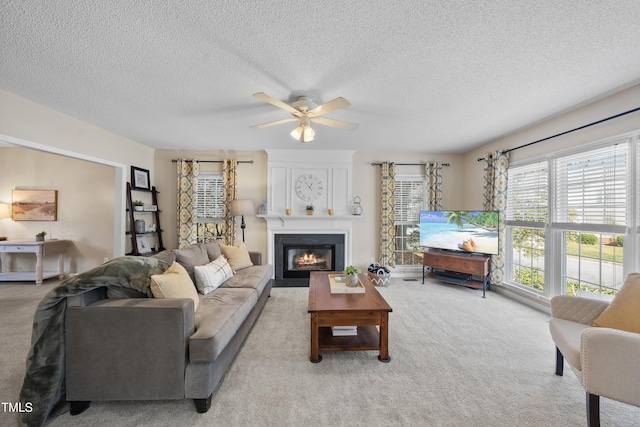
top-left (306, 204), bottom-right (314, 216)
top-left (133, 200), bottom-right (144, 211)
top-left (345, 265), bottom-right (361, 287)
top-left (36, 231), bottom-right (46, 242)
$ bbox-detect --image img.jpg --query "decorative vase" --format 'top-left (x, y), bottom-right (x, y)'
top-left (347, 273), bottom-right (359, 287)
top-left (135, 219), bottom-right (146, 233)
top-left (36, 235), bottom-right (44, 242)
top-left (134, 206), bottom-right (143, 211)
top-left (306, 210), bottom-right (313, 216)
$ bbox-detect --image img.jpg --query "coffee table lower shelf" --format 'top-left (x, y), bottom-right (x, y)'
top-left (312, 326), bottom-right (390, 363)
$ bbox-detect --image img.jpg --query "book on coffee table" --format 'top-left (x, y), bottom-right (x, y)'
top-left (328, 274), bottom-right (365, 294)
top-left (331, 326), bottom-right (358, 336)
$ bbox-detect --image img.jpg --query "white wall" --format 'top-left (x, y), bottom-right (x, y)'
top-left (0, 147), bottom-right (115, 273)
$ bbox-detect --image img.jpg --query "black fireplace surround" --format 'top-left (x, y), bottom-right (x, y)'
top-left (274, 234), bottom-right (345, 285)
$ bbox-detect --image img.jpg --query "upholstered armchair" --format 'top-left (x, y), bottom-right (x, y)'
top-left (549, 274), bottom-right (640, 427)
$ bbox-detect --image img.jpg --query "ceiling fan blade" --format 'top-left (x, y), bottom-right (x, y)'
top-left (307, 97), bottom-right (351, 117)
top-left (253, 92), bottom-right (301, 116)
top-left (251, 117), bottom-right (298, 129)
top-left (309, 116), bottom-right (359, 131)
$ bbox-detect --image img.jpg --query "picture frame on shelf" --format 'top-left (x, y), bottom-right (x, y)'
top-left (131, 166), bottom-right (151, 191)
top-left (136, 235), bottom-right (153, 254)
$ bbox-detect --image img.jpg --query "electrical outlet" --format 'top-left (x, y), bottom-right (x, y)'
top-left (103, 257), bottom-right (109, 263)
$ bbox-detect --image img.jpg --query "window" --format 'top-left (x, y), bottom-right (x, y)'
top-left (504, 134), bottom-right (637, 299)
top-left (505, 161), bottom-right (548, 292)
top-left (196, 173), bottom-right (223, 242)
top-left (394, 175), bottom-right (425, 266)
top-left (554, 142), bottom-right (628, 295)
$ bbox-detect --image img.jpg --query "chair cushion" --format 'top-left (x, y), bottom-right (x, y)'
top-left (150, 262), bottom-right (199, 311)
top-left (194, 255), bottom-right (234, 295)
top-left (549, 318), bottom-right (591, 371)
top-left (592, 272), bottom-right (640, 334)
top-left (220, 264), bottom-right (273, 297)
top-left (220, 242), bottom-right (253, 271)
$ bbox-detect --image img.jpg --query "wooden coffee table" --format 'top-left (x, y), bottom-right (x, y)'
top-left (308, 271), bottom-right (393, 363)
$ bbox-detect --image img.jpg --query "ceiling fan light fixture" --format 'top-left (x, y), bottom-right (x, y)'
top-left (303, 124), bottom-right (315, 140)
top-left (290, 125), bottom-right (303, 140)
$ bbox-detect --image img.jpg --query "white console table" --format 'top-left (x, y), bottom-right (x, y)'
top-left (0, 240), bottom-right (68, 285)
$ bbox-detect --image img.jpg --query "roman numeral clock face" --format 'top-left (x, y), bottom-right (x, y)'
top-left (295, 174), bottom-right (323, 202)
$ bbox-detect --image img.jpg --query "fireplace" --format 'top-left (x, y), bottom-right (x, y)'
top-left (274, 234), bottom-right (345, 284)
top-left (283, 244), bottom-right (335, 278)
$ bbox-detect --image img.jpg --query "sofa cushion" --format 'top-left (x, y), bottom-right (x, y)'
top-left (203, 239), bottom-right (224, 262)
top-left (220, 242), bottom-right (253, 271)
top-left (150, 262), bottom-right (199, 311)
top-left (592, 272), bottom-right (640, 334)
top-left (174, 244), bottom-right (209, 281)
top-left (194, 255), bottom-right (234, 295)
top-left (189, 288), bottom-right (257, 362)
top-left (150, 249), bottom-right (177, 265)
top-left (220, 264), bottom-right (273, 297)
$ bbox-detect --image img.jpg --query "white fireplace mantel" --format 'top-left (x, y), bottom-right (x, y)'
top-left (262, 149), bottom-right (358, 278)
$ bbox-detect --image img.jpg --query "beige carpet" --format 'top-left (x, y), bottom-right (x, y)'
top-left (2, 279), bottom-right (639, 426)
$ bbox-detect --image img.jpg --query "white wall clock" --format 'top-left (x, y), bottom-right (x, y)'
top-left (295, 174), bottom-right (323, 202)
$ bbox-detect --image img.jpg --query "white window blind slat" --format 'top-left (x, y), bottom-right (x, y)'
top-left (554, 143), bottom-right (628, 226)
top-left (196, 174), bottom-right (223, 221)
top-left (506, 161), bottom-right (548, 223)
top-left (394, 176), bottom-right (425, 222)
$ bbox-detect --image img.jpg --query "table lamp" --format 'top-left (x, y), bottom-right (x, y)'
top-left (230, 199), bottom-right (255, 242)
top-left (0, 203), bottom-right (10, 241)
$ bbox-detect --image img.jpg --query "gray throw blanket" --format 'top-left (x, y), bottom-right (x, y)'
top-left (18, 256), bottom-right (169, 427)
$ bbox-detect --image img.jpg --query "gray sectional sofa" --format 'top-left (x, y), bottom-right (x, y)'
top-left (64, 240), bottom-right (273, 415)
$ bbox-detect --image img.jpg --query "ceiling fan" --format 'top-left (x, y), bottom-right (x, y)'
top-left (251, 92), bottom-right (358, 143)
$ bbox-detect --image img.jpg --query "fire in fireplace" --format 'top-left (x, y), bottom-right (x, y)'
top-left (284, 245), bottom-right (334, 278)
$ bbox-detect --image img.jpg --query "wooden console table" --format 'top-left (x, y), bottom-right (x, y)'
top-left (422, 251), bottom-right (490, 298)
top-left (0, 240), bottom-right (68, 285)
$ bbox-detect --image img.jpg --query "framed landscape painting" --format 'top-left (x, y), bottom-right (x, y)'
top-left (12, 190), bottom-right (58, 221)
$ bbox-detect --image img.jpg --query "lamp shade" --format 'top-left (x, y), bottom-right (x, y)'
top-left (0, 203), bottom-right (10, 219)
top-left (230, 199), bottom-right (255, 216)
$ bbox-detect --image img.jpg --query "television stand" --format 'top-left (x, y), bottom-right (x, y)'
top-left (422, 251), bottom-right (491, 298)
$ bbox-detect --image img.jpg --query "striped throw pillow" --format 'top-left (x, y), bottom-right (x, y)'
top-left (194, 255), bottom-right (234, 295)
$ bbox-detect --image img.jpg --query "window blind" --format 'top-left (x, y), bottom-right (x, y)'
top-left (554, 142), bottom-right (628, 230)
top-left (394, 176), bottom-right (425, 222)
top-left (505, 161), bottom-right (548, 225)
top-left (196, 174), bottom-right (224, 221)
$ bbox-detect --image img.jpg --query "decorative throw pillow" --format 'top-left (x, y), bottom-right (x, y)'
top-left (203, 239), bottom-right (224, 262)
top-left (592, 272), bottom-right (640, 334)
top-left (220, 242), bottom-right (253, 271)
top-left (173, 244), bottom-right (209, 281)
top-left (150, 261), bottom-right (199, 311)
top-left (194, 255), bottom-right (234, 295)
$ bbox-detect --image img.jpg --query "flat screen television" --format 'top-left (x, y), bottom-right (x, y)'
top-left (419, 210), bottom-right (499, 255)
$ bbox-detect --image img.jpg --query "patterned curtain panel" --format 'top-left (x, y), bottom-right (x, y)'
top-left (176, 159), bottom-right (199, 248)
top-left (221, 159), bottom-right (238, 245)
top-left (424, 161), bottom-right (443, 210)
top-left (379, 162), bottom-right (396, 268)
top-left (482, 150), bottom-right (509, 285)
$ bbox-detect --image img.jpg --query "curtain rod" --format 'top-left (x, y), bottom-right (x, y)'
top-left (477, 106), bottom-right (640, 162)
top-left (171, 159), bottom-right (254, 164)
top-left (370, 162), bottom-right (450, 167)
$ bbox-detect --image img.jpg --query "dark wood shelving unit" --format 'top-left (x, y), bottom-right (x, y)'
top-left (126, 182), bottom-right (164, 256)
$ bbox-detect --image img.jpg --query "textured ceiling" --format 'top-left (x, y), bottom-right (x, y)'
top-left (1, 1), bottom-right (640, 153)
